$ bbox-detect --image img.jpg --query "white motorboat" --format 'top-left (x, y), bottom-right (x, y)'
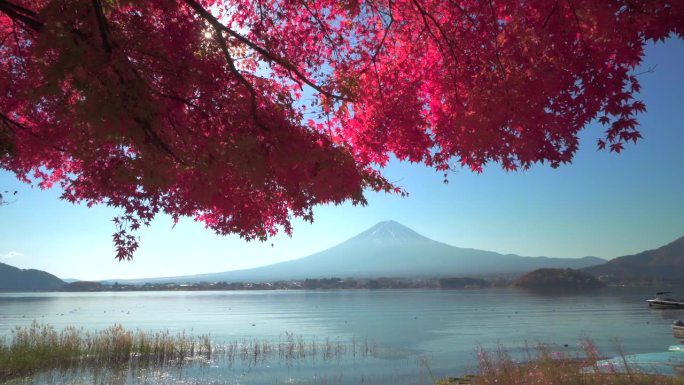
top-left (647, 292), bottom-right (684, 309)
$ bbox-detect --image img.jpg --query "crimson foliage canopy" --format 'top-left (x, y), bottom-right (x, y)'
top-left (0, 0), bottom-right (682, 259)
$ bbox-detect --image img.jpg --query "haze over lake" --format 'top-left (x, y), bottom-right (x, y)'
top-left (2, 287), bottom-right (682, 385)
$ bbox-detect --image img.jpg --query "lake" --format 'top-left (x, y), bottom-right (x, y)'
top-left (1, 287), bottom-right (682, 384)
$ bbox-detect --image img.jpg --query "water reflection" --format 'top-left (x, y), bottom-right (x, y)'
top-left (2, 287), bottom-right (684, 384)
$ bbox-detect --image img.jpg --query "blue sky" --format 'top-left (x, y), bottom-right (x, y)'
top-left (1, 38), bottom-right (683, 281)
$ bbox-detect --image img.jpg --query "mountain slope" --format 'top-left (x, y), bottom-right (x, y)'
top-left (583, 236), bottom-right (684, 281)
top-left (120, 221), bottom-right (605, 283)
top-left (0, 262), bottom-right (65, 291)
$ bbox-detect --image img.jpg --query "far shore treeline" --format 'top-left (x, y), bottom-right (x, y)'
top-left (58, 276), bottom-right (503, 292)
top-left (57, 269), bottom-right (606, 292)
top-left (57, 269), bottom-right (603, 292)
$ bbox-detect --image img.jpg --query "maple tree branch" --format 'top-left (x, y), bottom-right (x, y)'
top-left (409, 0), bottom-right (464, 86)
top-left (632, 64), bottom-right (657, 77)
top-left (359, 0), bottom-right (394, 75)
top-left (300, 0), bottom-right (340, 59)
top-left (91, 0), bottom-right (112, 53)
top-left (542, 0), bottom-right (560, 28)
top-left (487, 0), bottom-right (509, 84)
top-left (0, 112), bottom-right (30, 134)
top-left (0, 0), bottom-right (36, 18)
top-left (412, 3), bottom-right (443, 48)
top-left (474, 0), bottom-right (515, 123)
top-left (90, 54), bottom-right (187, 164)
top-left (181, 0), bottom-right (348, 101)
top-left (213, 29), bottom-right (270, 132)
top-left (166, 116), bottom-right (188, 146)
top-left (121, 56), bottom-right (205, 113)
top-left (410, 0), bottom-right (460, 65)
top-left (10, 20), bottom-right (29, 74)
top-left (448, 0), bottom-right (480, 31)
top-left (132, 48), bottom-right (173, 65)
top-left (157, 91), bottom-right (201, 110)
top-left (133, 116), bottom-right (185, 164)
top-left (124, 49), bottom-right (211, 117)
top-left (372, 61), bottom-right (387, 106)
top-left (0, 112), bottom-right (67, 153)
top-left (0, 30), bottom-right (12, 47)
top-left (566, 0), bottom-right (593, 59)
top-left (0, 0), bottom-right (42, 32)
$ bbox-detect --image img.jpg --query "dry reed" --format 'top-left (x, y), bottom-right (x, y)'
top-left (438, 339), bottom-right (684, 385)
top-left (0, 322), bottom-right (377, 382)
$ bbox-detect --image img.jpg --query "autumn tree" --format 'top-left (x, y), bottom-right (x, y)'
top-left (0, 0), bottom-right (682, 259)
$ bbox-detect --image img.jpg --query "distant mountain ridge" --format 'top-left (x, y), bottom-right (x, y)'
top-left (0, 262), bottom-right (65, 291)
top-left (583, 236), bottom-right (684, 281)
top-left (114, 221), bottom-right (605, 284)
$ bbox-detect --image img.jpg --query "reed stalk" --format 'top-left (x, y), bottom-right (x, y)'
top-left (439, 340), bottom-right (684, 385)
top-left (1, 322), bottom-right (373, 382)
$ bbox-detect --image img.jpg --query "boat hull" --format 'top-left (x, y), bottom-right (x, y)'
top-left (647, 300), bottom-right (684, 309)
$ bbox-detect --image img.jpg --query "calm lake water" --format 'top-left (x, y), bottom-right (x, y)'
top-left (1, 287), bottom-right (683, 384)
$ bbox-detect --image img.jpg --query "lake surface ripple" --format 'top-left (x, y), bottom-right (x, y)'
top-left (1, 287), bottom-right (682, 384)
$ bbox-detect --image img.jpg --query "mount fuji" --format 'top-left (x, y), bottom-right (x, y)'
top-left (116, 221), bottom-right (604, 284)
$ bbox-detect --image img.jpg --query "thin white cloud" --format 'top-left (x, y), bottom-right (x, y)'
top-left (2, 251), bottom-right (23, 259)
